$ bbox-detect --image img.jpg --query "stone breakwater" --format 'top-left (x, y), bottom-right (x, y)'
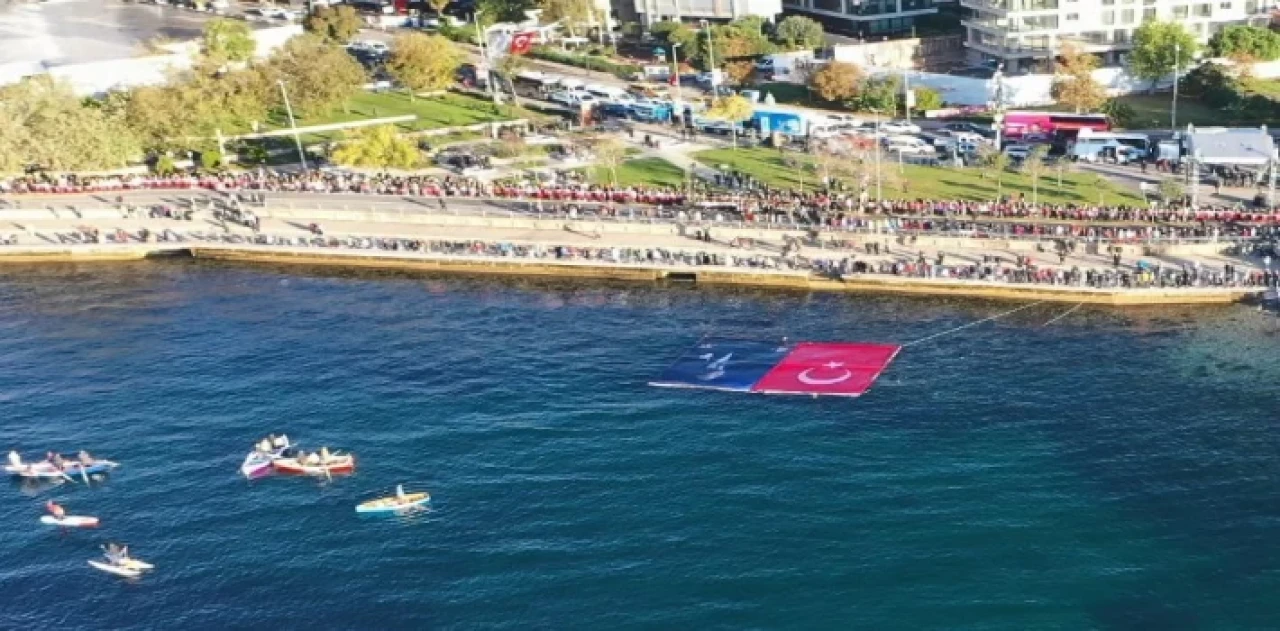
top-left (0, 240), bottom-right (1256, 306)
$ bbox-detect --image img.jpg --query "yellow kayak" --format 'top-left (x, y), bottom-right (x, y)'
top-left (356, 492), bottom-right (430, 513)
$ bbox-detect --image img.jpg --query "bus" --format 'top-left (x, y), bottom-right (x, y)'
top-left (1069, 129), bottom-right (1152, 163)
top-left (1002, 111), bottom-right (1109, 140)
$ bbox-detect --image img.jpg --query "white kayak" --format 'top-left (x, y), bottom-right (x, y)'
top-left (89, 560), bottom-right (142, 578)
top-left (40, 515), bottom-right (100, 528)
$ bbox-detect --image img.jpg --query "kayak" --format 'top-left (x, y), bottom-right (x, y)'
top-left (273, 455), bottom-right (355, 476)
top-left (4, 460), bottom-right (119, 480)
top-left (356, 492), bottom-right (430, 514)
top-left (88, 560), bottom-right (142, 578)
top-left (40, 515), bottom-right (100, 528)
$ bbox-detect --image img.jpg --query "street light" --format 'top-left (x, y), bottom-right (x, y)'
top-left (699, 19), bottom-right (717, 92)
top-left (277, 80), bottom-right (307, 171)
top-left (1171, 41), bottom-right (1181, 132)
top-left (474, 10), bottom-right (496, 103)
top-left (870, 107), bottom-right (883, 202)
top-left (670, 42), bottom-right (684, 105)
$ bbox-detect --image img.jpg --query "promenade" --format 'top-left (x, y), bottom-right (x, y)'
top-left (0, 193), bottom-right (1269, 305)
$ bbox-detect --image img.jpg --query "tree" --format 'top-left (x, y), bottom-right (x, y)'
top-left (1051, 45), bottom-right (1108, 113)
top-left (303, 6), bottom-right (363, 44)
top-left (850, 76), bottom-right (900, 114)
top-left (492, 53), bottom-right (528, 104)
top-left (202, 18), bottom-right (256, 63)
top-left (706, 95), bottom-right (753, 149)
top-left (808, 61), bottom-right (863, 103)
top-left (125, 63), bottom-right (277, 152)
top-left (477, 0), bottom-right (534, 23)
top-left (1100, 98), bottom-right (1137, 128)
top-left (910, 86), bottom-right (943, 113)
top-left (427, 0), bottom-right (452, 17)
top-left (589, 135), bottom-right (627, 185)
top-left (775, 16), bottom-right (824, 51)
top-left (1022, 145), bottom-right (1048, 206)
top-left (978, 144), bottom-right (1010, 199)
top-left (1130, 21), bottom-right (1198, 91)
top-left (331, 125), bottom-right (421, 168)
top-left (539, 0), bottom-right (591, 37)
top-left (0, 76), bottom-right (140, 172)
top-left (1092, 174), bottom-right (1114, 206)
top-left (386, 33), bottom-right (462, 99)
top-left (1208, 25), bottom-right (1280, 61)
top-left (266, 35), bottom-right (368, 116)
top-left (1158, 178), bottom-right (1185, 204)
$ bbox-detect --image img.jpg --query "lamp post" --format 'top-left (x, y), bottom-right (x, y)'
top-left (670, 42), bottom-right (684, 105)
top-left (277, 80), bottom-right (307, 171)
top-left (871, 107), bottom-right (883, 201)
top-left (992, 62), bottom-right (1006, 150)
top-left (700, 19), bottom-right (717, 92)
top-left (1171, 41), bottom-right (1180, 132)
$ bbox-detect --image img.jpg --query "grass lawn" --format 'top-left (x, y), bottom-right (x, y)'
top-left (587, 157), bottom-right (687, 188)
top-left (694, 147), bottom-right (1145, 206)
top-left (248, 91), bottom-right (519, 145)
top-left (1111, 93), bottom-right (1279, 129)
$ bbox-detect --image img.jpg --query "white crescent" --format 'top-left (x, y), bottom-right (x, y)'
top-left (797, 367), bottom-right (853, 385)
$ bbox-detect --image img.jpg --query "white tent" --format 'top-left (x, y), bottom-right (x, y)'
top-left (1183, 126), bottom-right (1277, 167)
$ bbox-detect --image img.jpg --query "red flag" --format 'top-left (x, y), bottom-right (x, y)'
top-left (751, 343), bottom-right (900, 397)
top-left (509, 31), bottom-right (535, 55)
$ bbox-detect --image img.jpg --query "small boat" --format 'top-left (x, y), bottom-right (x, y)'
top-left (356, 487), bottom-right (430, 514)
top-left (89, 560), bottom-right (142, 578)
top-left (240, 435), bottom-right (293, 478)
top-left (4, 460), bottom-right (119, 481)
top-left (273, 454), bottom-right (355, 476)
top-left (40, 515), bottom-right (100, 528)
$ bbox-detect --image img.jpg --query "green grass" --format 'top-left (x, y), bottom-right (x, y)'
top-left (247, 92), bottom-right (517, 145)
top-left (1243, 78), bottom-right (1280, 99)
top-left (693, 147), bottom-right (1144, 206)
top-left (587, 157), bottom-right (687, 188)
top-left (1110, 93), bottom-right (1279, 129)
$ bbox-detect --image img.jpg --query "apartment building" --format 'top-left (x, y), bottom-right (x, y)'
top-left (782, 0), bottom-right (944, 36)
top-left (622, 0), bottom-right (784, 25)
top-left (961, 0), bottom-right (1274, 73)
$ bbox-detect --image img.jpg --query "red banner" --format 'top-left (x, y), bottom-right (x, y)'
top-left (751, 343), bottom-right (901, 397)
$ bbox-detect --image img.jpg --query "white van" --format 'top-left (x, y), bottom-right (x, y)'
top-left (883, 135), bottom-right (935, 156)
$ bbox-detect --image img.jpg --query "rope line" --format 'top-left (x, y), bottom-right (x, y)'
top-left (1042, 302), bottom-right (1084, 327)
top-left (903, 301), bottom-right (1046, 348)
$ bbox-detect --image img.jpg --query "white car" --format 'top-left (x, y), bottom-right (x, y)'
top-left (263, 8), bottom-right (301, 21)
top-left (350, 40), bottom-right (390, 55)
top-left (549, 92), bottom-right (597, 107)
top-left (880, 120), bottom-right (922, 135)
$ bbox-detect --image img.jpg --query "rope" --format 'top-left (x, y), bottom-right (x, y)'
top-left (1042, 302), bottom-right (1083, 327)
top-left (902, 301), bottom-right (1046, 348)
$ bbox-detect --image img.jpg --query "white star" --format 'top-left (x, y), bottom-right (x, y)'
top-left (823, 361), bottom-right (844, 369)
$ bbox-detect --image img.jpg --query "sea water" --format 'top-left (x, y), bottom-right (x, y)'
top-left (0, 261), bottom-right (1278, 630)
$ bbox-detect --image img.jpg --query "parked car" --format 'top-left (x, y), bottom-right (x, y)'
top-left (944, 121), bottom-right (996, 138)
top-left (880, 120), bottom-right (921, 135)
top-left (1004, 144), bottom-right (1033, 160)
top-left (883, 135), bottom-right (935, 156)
top-left (549, 91), bottom-right (597, 107)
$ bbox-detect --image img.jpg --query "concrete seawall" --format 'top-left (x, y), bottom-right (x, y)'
top-left (0, 243), bottom-right (1258, 305)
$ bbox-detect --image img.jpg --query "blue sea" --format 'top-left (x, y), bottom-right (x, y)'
top-left (1, 261), bottom-right (1279, 630)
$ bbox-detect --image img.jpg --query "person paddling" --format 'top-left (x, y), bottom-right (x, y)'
top-left (45, 500), bottom-right (66, 520)
top-left (395, 484), bottom-right (406, 502)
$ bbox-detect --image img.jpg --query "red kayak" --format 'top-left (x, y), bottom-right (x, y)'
top-left (273, 455), bottom-right (355, 476)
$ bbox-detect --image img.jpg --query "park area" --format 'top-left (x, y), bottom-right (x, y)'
top-left (245, 91), bottom-right (521, 146)
top-left (692, 147), bottom-right (1146, 206)
top-left (586, 157), bottom-right (687, 188)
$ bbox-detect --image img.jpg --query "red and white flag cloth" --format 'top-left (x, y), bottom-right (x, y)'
top-left (751, 343), bottom-right (901, 397)
top-left (509, 31), bottom-right (535, 55)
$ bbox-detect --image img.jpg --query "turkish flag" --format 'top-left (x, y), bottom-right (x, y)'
top-left (509, 31), bottom-right (535, 56)
top-left (751, 343), bottom-right (901, 397)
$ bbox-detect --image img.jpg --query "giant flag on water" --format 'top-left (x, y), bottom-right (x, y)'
top-left (651, 338), bottom-right (901, 398)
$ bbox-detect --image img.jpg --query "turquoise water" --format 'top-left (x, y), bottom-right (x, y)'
top-left (1, 262), bottom-right (1279, 630)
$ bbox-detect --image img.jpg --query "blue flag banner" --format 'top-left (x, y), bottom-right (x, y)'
top-left (650, 338), bottom-right (793, 392)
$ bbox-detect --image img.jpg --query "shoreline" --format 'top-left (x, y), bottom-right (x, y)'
top-left (0, 243), bottom-right (1257, 305)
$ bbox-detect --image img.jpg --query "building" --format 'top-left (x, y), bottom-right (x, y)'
top-left (622, 0), bottom-right (784, 25)
top-left (961, 0), bottom-right (1274, 73)
top-left (781, 0), bottom-right (944, 37)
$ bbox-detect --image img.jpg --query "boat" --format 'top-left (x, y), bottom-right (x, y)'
top-left (240, 435), bottom-right (293, 478)
top-left (273, 454), bottom-right (355, 476)
top-left (40, 515), bottom-right (100, 528)
top-left (4, 460), bottom-right (119, 481)
top-left (356, 488), bottom-right (430, 514)
top-left (89, 560), bottom-right (142, 578)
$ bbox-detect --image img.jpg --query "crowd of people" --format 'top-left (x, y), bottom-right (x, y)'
top-left (4, 171), bottom-right (1280, 256)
